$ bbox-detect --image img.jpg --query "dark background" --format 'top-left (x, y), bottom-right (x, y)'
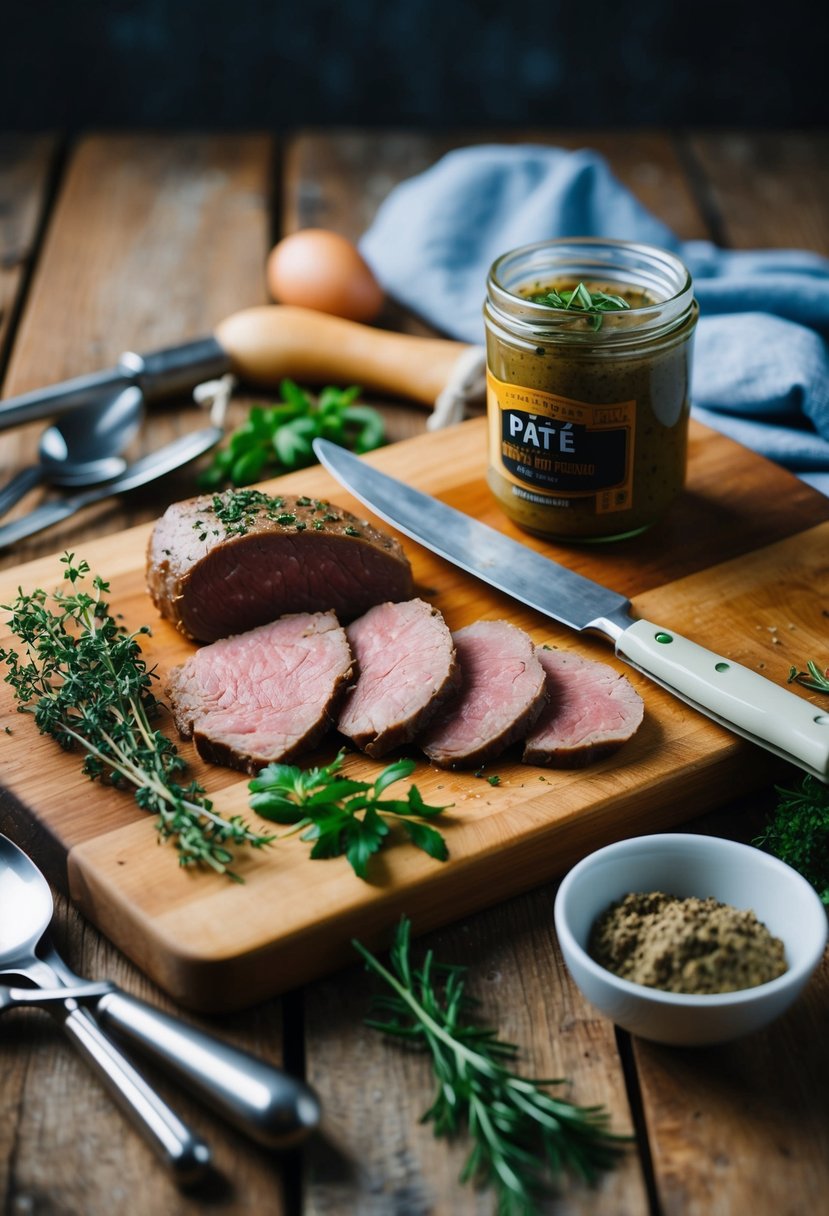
top-left (6, 0), bottom-right (828, 130)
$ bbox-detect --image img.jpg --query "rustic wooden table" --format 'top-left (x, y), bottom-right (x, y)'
top-left (0, 130), bottom-right (827, 1215)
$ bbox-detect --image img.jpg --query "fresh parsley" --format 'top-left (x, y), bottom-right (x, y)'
top-left (528, 282), bottom-right (631, 331)
top-left (0, 554), bottom-right (272, 879)
top-left (354, 918), bottom-right (627, 1212)
top-left (198, 378), bottom-right (385, 489)
top-left (249, 751), bottom-right (449, 880)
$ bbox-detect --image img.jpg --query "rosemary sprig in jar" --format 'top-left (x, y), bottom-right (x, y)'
top-left (527, 281), bottom-right (631, 331)
top-left (0, 553), bottom-right (272, 879)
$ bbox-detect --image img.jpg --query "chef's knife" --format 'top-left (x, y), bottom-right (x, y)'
top-left (313, 438), bottom-right (829, 782)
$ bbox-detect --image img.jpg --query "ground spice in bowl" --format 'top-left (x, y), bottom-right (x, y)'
top-left (588, 891), bottom-right (788, 995)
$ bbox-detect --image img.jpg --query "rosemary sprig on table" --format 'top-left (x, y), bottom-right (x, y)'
top-left (788, 659), bottom-right (829, 694)
top-left (528, 282), bottom-right (631, 331)
top-left (0, 554), bottom-right (272, 879)
top-left (249, 751), bottom-right (449, 879)
top-left (354, 919), bottom-right (627, 1213)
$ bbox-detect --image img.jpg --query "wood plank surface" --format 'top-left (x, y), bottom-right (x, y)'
top-left (633, 126), bottom-right (829, 1216)
top-left (0, 133), bottom-right (290, 1216)
top-left (0, 133), bottom-right (275, 563)
top-left (0, 136), bottom-right (58, 378)
top-left (1, 129), bottom-right (828, 1216)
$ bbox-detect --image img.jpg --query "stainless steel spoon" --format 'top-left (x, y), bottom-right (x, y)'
top-left (0, 834), bottom-right (321, 1149)
top-left (0, 424), bottom-right (223, 549)
top-left (0, 386), bottom-right (144, 517)
top-left (0, 834), bottom-right (211, 1181)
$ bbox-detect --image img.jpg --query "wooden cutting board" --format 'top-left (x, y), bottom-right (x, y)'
top-left (1, 416), bottom-right (828, 1011)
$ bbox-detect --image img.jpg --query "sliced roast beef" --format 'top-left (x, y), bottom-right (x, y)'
top-left (419, 620), bottom-right (546, 768)
top-left (166, 611), bottom-right (352, 774)
top-left (147, 490), bottom-right (413, 643)
top-left (337, 599), bottom-right (460, 757)
top-left (523, 647), bottom-right (644, 767)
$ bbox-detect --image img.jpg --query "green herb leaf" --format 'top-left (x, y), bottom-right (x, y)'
top-left (248, 750), bottom-right (450, 880)
top-left (198, 380), bottom-right (386, 490)
top-left (0, 555), bottom-right (273, 879)
top-left (787, 659), bottom-right (829, 694)
top-left (528, 281), bottom-right (631, 331)
top-left (754, 655), bottom-right (829, 903)
top-left (353, 918), bottom-right (628, 1211)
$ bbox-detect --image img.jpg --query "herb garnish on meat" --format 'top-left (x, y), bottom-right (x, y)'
top-left (197, 488), bottom-right (342, 538)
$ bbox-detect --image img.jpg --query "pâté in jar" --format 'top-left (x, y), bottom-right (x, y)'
top-left (483, 239), bottom-right (698, 541)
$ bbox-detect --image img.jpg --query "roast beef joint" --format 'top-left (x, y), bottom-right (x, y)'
top-left (147, 489), bottom-right (644, 774)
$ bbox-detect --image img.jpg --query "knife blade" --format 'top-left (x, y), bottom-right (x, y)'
top-left (313, 438), bottom-right (829, 782)
top-left (0, 425), bottom-right (223, 549)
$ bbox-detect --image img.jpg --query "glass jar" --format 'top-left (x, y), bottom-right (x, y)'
top-left (484, 238), bottom-right (698, 542)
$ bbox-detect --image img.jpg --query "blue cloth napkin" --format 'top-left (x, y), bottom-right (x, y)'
top-left (359, 145), bottom-right (829, 494)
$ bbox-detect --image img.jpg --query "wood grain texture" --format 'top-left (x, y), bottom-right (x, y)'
top-left (304, 889), bottom-right (648, 1214)
top-left (1, 416), bottom-right (825, 1011)
top-left (2, 129), bottom-right (829, 1216)
top-left (0, 890), bottom-right (290, 1216)
top-left (628, 125), bottom-right (829, 1216)
top-left (634, 950), bottom-right (829, 1216)
top-left (0, 133), bottom-right (274, 566)
top-left (686, 130), bottom-right (829, 254)
top-left (0, 136), bottom-right (57, 380)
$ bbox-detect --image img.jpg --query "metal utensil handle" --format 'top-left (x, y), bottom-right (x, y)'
top-left (96, 991), bottom-right (321, 1148)
top-left (55, 1001), bottom-right (212, 1183)
top-left (0, 426), bottom-right (222, 550)
top-left (0, 467), bottom-right (43, 518)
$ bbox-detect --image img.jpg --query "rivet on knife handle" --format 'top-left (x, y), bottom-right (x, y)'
top-left (616, 619), bottom-right (829, 779)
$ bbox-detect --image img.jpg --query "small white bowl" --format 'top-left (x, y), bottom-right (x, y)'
top-left (554, 833), bottom-right (828, 1046)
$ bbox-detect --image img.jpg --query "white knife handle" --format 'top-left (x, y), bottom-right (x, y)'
top-left (616, 618), bottom-right (829, 781)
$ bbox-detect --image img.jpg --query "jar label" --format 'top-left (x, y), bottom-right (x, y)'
top-left (486, 370), bottom-right (636, 513)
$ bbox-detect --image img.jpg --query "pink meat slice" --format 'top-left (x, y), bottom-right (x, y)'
top-left (337, 599), bottom-right (460, 757)
top-left (166, 611), bottom-right (353, 774)
top-left (523, 647), bottom-right (644, 767)
top-left (419, 620), bottom-right (546, 768)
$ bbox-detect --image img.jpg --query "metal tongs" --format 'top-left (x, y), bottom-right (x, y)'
top-left (0, 337), bottom-right (231, 432)
top-left (0, 338), bottom-right (232, 547)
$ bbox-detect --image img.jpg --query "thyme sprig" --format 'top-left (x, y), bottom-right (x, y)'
top-left (528, 282), bottom-right (631, 331)
top-left (249, 751), bottom-right (449, 880)
top-left (0, 554), bottom-right (272, 879)
top-left (354, 919), bottom-right (627, 1213)
top-left (755, 775), bottom-right (829, 905)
